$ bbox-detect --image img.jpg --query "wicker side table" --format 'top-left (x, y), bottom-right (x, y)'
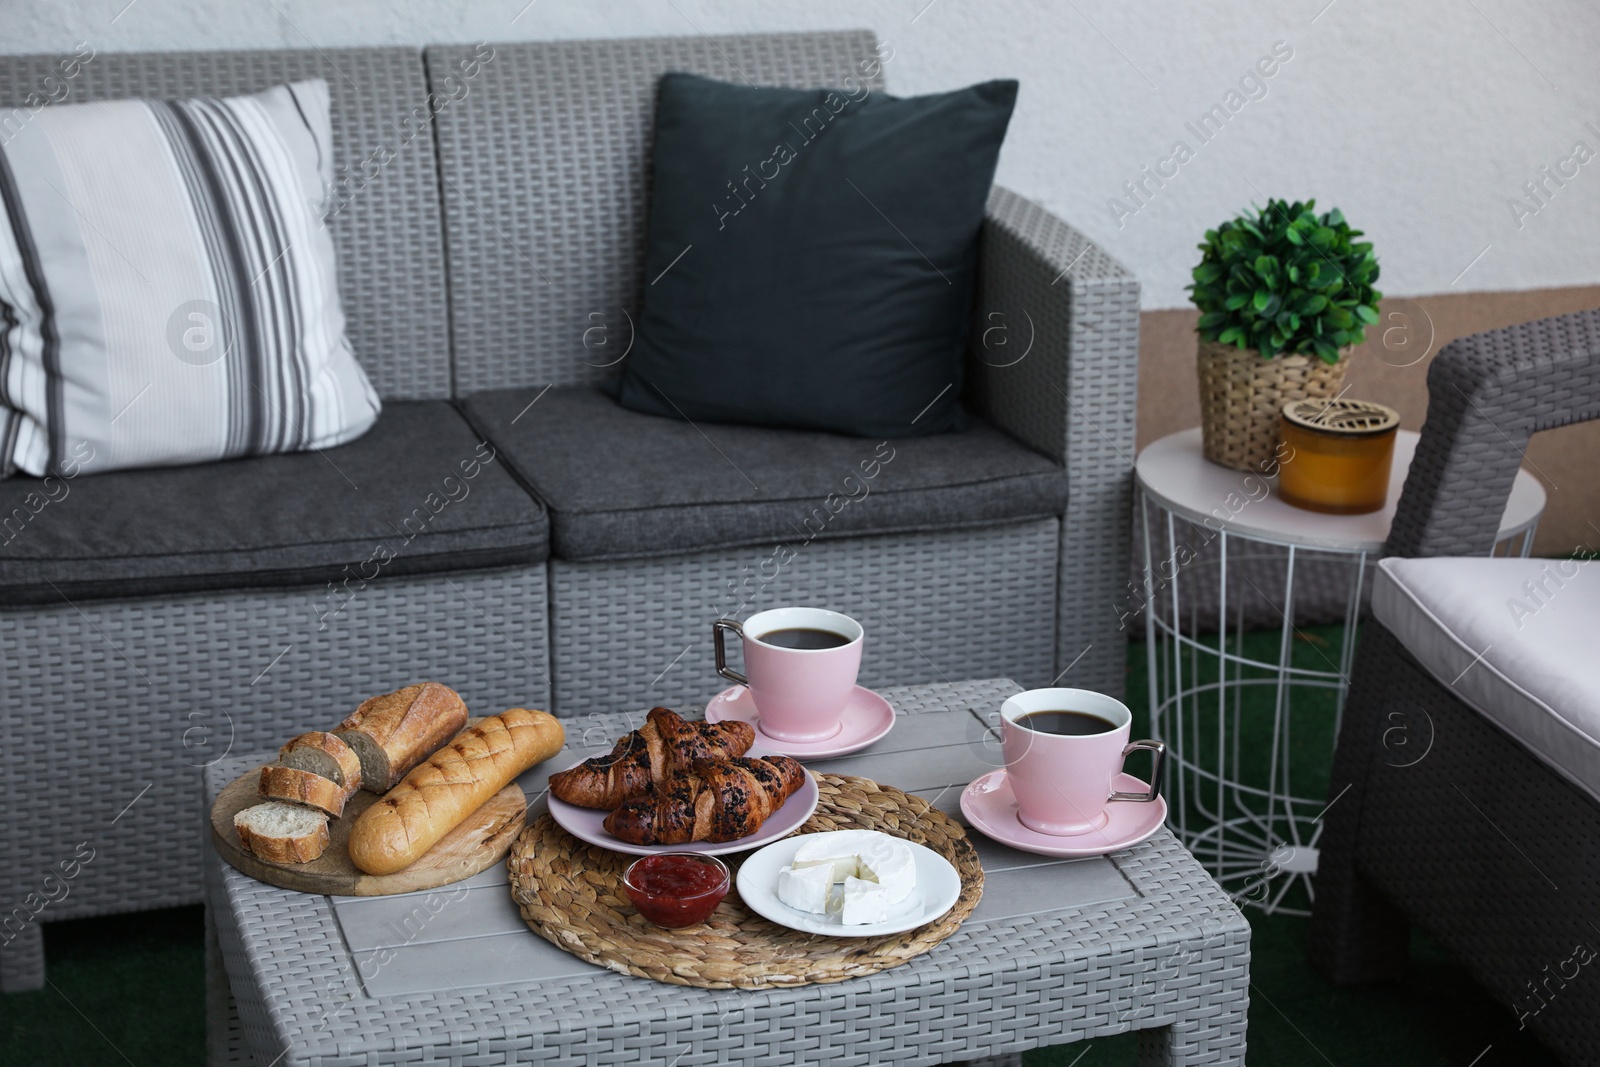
top-left (204, 679), bottom-right (1250, 1065)
top-left (1135, 428), bottom-right (1545, 915)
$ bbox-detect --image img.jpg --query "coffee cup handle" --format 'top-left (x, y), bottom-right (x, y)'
top-left (712, 619), bottom-right (748, 686)
top-left (1109, 739), bottom-right (1166, 802)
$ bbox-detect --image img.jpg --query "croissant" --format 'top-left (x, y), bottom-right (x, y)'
top-left (603, 755), bottom-right (808, 845)
top-left (547, 707), bottom-right (756, 809)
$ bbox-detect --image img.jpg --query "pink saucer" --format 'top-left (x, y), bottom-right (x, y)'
top-left (960, 769), bottom-right (1167, 858)
top-left (704, 684), bottom-right (896, 759)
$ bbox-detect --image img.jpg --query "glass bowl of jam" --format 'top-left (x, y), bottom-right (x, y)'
top-left (622, 853), bottom-right (731, 928)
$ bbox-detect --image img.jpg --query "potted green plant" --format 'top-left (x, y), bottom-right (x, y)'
top-left (1188, 199), bottom-right (1381, 471)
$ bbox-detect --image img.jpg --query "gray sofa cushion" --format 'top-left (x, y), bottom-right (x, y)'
top-left (0, 401), bottom-right (547, 606)
top-left (460, 387), bottom-right (1067, 561)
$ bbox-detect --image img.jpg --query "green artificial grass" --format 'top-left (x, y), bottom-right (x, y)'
top-left (1, 906), bottom-right (204, 1064)
top-left (0, 628), bottom-right (1563, 1065)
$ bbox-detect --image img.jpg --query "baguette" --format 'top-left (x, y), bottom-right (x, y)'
top-left (334, 682), bottom-right (468, 793)
top-left (259, 763), bottom-right (348, 818)
top-left (234, 802), bottom-right (330, 864)
top-left (348, 708), bottom-right (565, 876)
top-left (278, 731), bottom-right (362, 798)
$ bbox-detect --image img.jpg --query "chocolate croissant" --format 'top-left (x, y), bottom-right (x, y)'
top-left (547, 707), bottom-right (755, 810)
top-left (603, 755), bottom-right (808, 845)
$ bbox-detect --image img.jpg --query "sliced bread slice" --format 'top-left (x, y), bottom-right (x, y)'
top-left (259, 762), bottom-right (347, 818)
top-left (279, 731), bottom-right (362, 797)
top-left (234, 801), bottom-right (329, 864)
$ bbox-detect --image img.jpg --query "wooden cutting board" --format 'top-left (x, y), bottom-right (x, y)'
top-left (210, 766), bottom-right (527, 896)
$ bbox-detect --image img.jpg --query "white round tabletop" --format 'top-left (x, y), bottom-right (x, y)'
top-left (1135, 428), bottom-right (1546, 553)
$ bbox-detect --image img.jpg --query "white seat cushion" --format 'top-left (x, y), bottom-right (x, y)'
top-left (1373, 556), bottom-right (1600, 801)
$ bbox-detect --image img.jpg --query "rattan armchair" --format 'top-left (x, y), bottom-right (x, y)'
top-left (1308, 306), bottom-right (1600, 1063)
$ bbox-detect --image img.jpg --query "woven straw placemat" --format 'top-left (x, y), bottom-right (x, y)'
top-left (508, 774), bottom-right (983, 988)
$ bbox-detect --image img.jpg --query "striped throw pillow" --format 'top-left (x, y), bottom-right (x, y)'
top-left (0, 79), bottom-right (379, 478)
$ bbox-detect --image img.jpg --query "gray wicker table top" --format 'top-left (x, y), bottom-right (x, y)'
top-left (203, 678), bottom-right (1250, 1066)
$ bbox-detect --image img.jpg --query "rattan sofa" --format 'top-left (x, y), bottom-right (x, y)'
top-left (0, 31), bottom-right (1139, 991)
top-left (1309, 307), bottom-right (1600, 1063)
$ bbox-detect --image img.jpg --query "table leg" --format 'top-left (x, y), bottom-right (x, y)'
top-left (1136, 1008), bottom-right (1248, 1066)
top-left (205, 902), bottom-right (252, 1067)
top-left (0, 920), bottom-right (45, 992)
top-left (1134, 937), bottom-right (1250, 1067)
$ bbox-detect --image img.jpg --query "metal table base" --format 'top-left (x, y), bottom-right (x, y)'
top-left (1137, 464), bottom-right (1539, 916)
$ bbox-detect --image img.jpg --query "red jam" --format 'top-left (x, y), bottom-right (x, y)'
top-left (622, 853), bottom-right (730, 928)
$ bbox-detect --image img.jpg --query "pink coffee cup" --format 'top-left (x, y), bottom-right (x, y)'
top-left (712, 607), bottom-right (863, 742)
top-left (1000, 687), bottom-right (1165, 836)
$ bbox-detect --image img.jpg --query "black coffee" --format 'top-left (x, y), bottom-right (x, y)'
top-left (758, 627), bottom-right (850, 650)
top-left (1017, 710), bottom-right (1117, 736)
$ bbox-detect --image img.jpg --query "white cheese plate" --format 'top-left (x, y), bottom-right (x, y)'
top-left (735, 830), bottom-right (962, 938)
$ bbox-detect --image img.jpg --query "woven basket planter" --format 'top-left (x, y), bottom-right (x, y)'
top-left (1196, 338), bottom-right (1350, 471)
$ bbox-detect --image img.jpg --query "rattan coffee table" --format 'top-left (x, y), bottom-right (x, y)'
top-left (203, 678), bottom-right (1250, 1066)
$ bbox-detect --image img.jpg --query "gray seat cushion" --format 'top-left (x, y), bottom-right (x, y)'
top-left (460, 386), bottom-right (1067, 561)
top-left (0, 401), bottom-right (548, 606)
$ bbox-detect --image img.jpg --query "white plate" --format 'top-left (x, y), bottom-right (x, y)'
top-left (735, 830), bottom-right (962, 937)
top-left (546, 743), bottom-right (820, 857)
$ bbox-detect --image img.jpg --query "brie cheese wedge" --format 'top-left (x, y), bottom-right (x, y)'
top-left (792, 829), bottom-right (917, 904)
top-left (839, 875), bottom-right (890, 925)
top-left (776, 862), bottom-right (834, 915)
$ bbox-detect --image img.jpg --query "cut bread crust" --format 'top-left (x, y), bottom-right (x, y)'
top-left (335, 682), bottom-right (469, 793)
top-left (279, 731), bottom-right (362, 797)
top-left (259, 762), bottom-right (348, 818)
top-left (234, 801), bottom-right (330, 864)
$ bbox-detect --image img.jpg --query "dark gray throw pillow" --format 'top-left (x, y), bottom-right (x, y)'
top-left (615, 72), bottom-right (1018, 438)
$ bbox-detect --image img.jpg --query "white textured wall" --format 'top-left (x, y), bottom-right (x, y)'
top-left (7, 0), bottom-right (1598, 308)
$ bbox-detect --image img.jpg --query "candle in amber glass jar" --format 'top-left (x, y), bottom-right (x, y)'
top-left (1277, 399), bottom-right (1400, 515)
